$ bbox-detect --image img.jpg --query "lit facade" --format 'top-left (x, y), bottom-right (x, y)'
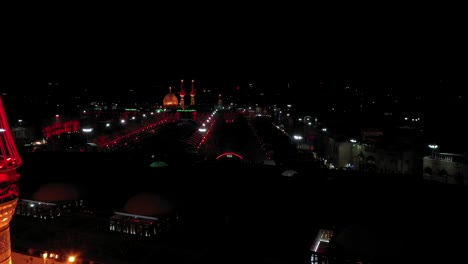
top-left (314, 126), bottom-right (418, 173)
top-left (109, 211), bottom-right (177, 237)
top-left (353, 142), bottom-right (417, 174)
top-left (423, 153), bottom-right (468, 184)
top-left (15, 199), bottom-right (84, 220)
top-left (109, 192), bottom-right (178, 237)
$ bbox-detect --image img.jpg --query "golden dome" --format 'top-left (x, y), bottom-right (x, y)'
top-left (163, 86), bottom-right (179, 107)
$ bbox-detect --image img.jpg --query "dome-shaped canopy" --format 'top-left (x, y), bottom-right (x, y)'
top-left (123, 192), bottom-right (174, 217)
top-left (163, 87), bottom-right (179, 107)
top-left (32, 182), bottom-right (80, 202)
top-left (149, 160), bottom-right (168, 167)
top-left (282, 169), bottom-right (298, 177)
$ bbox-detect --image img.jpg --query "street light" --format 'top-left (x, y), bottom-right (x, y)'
top-left (82, 128), bottom-right (93, 143)
top-left (350, 139), bottom-right (359, 170)
top-left (293, 135), bottom-right (303, 140)
top-left (428, 144), bottom-right (438, 158)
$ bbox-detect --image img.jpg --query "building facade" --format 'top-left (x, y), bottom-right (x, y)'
top-left (423, 153), bottom-right (468, 184)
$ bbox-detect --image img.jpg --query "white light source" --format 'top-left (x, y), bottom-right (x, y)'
top-left (82, 128), bottom-right (93, 133)
top-left (293, 135), bottom-right (303, 140)
top-left (428, 144), bottom-right (439, 158)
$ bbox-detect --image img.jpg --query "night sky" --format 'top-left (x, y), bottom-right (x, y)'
top-left (2, 9), bottom-right (459, 97)
top-left (2, 6), bottom-right (319, 96)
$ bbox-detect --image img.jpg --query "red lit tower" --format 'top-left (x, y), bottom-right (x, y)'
top-left (0, 96), bottom-right (22, 264)
top-left (190, 79), bottom-right (196, 106)
top-left (179, 79), bottom-right (186, 110)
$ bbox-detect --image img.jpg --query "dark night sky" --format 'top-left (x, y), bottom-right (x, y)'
top-left (1, 5), bottom-right (320, 96)
top-left (2, 6), bottom-right (465, 97)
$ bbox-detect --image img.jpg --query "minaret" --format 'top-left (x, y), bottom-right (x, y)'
top-left (190, 79), bottom-right (196, 106)
top-left (217, 93), bottom-right (223, 109)
top-left (0, 96), bottom-right (23, 264)
top-left (179, 79), bottom-right (186, 110)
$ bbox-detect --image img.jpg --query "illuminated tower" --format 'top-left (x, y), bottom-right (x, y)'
top-left (179, 79), bottom-right (186, 110)
top-left (0, 96), bottom-right (22, 264)
top-left (190, 79), bottom-right (196, 106)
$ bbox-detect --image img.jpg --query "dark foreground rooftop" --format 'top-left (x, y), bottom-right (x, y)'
top-left (12, 152), bottom-right (468, 263)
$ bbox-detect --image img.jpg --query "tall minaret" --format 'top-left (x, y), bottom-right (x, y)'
top-left (0, 96), bottom-right (23, 264)
top-left (217, 93), bottom-right (223, 109)
top-left (179, 79), bottom-right (186, 110)
top-left (190, 79), bottom-right (196, 106)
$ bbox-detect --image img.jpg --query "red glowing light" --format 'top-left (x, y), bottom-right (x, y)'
top-left (42, 120), bottom-right (80, 138)
top-left (0, 96), bottom-right (22, 199)
top-left (216, 152), bottom-right (244, 160)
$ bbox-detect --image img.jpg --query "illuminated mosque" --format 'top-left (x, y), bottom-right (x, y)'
top-left (162, 87), bottom-right (179, 108)
top-left (163, 79), bottom-right (196, 109)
